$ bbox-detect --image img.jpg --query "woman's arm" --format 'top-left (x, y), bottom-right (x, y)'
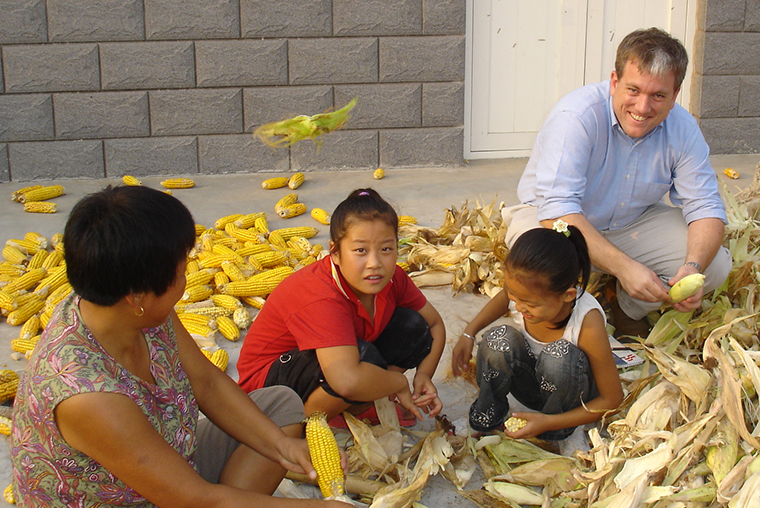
top-left (505, 309), bottom-right (624, 438)
top-left (451, 289), bottom-right (511, 376)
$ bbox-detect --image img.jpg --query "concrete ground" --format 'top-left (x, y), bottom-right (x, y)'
top-left (0, 154), bottom-right (758, 506)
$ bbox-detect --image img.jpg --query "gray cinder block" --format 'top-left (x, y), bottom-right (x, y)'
top-left (334, 83), bottom-right (421, 129)
top-left (700, 33), bottom-right (760, 75)
top-left (422, 81), bottom-right (464, 126)
top-left (698, 0), bottom-right (746, 31)
top-left (379, 36), bottom-right (465, 82)
top-left (54, 91), bottom-right (150, 139)
top-left (9, 140), bottom-right (105, 180)
top-left (0, 145), bottom-right (9, 183)
top-left (691, 75), bottom-right (740, 118)
top-left (289, 38), bottom-right (378, 85)
top-left (333, 0), bottom-right (422, 36)
top-left (244, 86), bottom-right (333, 132)
top-left (739, 77), bottom-right (760, 117)
top-left (47, 0), bottom-right (144, 42)
top-left (144, 0), bottom-right (240, 40)
top-left (241, 0), bottom-right (331, 37)
top-left (747, 0), bottom-right (760, 31)
top-left (700, 117), bottom-right (760, 154)
top-left (196, 40), bottom-right (288, 87)
top-left (104, 137), bottom-right (199, 176)
top-left (0, 0), bottom-right (47, 44)
top-left (423, 0), bottom-right (466, 35)
top-left (379, 126), bottom-right (463, 167)
top-left (291, 130), bottom-right (379, 170)
top-left (100, 42), bottom-right (196, 90)
top-left (199, 134), bottom-right (290, 174)
top-left (0, 94), bottom-right (54, 142)
top-left (150, 89), bottom-right (243, 136)
top-left (3, 44), bottom-right (100, 93)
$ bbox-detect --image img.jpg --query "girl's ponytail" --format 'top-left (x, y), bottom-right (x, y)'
top-left (564, 225), bottom-right (591, 294)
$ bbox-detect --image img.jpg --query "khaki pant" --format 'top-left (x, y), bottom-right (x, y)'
top-left (502, 203), bottom-right (732, 319)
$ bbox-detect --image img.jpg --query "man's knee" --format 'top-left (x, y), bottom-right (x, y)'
top-left (704, 246), bottom-right (731, 292)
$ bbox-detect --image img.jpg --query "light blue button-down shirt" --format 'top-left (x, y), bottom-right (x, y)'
top-left (517, 80), bottom-right (727, 231)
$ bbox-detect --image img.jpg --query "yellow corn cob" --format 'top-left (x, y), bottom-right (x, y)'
top-left (3, 246), bottom-right (28, 265)
top-left (234, 212), bottom-right (266, 229)
top-left (397, 261), bottom-right (410, 272)
top-left (186, 259), bottom-right (200, 273)
top-left (27, 249), bottom-right (49, 270)
top-left (3, 483), bottom-right (13, 504)
top-left (41, 249), bottom-right (64, 270)
top-left (200, 348), bottom-right (212, 360)
top-left (398, 215), bottom-right (418, 226)
top-left (11, 336), bottom-right (40, 354)
top-left (24, 231), bottom-right (48, 245)
top-left (288, 237), bottom-right (313, 252)
top-left (254, 216), bottom-right (270, 235)
top-left (0, 369), bottom-right (20, 404)
top-left (311, 208), bottom-right (331, 225)
top-left (373, 167), bottom-right (385, 180)
top-left (18, 185), bottom-right (65, 203)
top-left (15, 290), bottom-right (45, 308)
top-left (240, 295), bottom-right (266, 309)
top-left (212, 294), bottom-right (243, 310)
top-left (7, 238), bottom-right (42, 255)
top-left (7, 299), bottom-right (45, 326)
top-left (288, 172), bottom-right (305, 189)
top-left (252, 250), bottom-right (289, 268)
top-left (194, 224), bottom-right (207, 236)
top-left (161, 178), bottom-right (195, 189)
top-left (4, 267), bottom-right (46, 294)
top-left (278, 203), bottom-right (307, 219)
top-left (270, 226), bottom-right (319, 241)
top-left (122, 175), bottom-right (143, 186)
top-left (44, 282), bottom-right (72, 313)
top-left (505, 416), bottom-right (528, 432)
top-left (39, 308), bottom-right (53, 329)
top-left (275, 193), bottom-right (298, 213)
top-left (12, 184), bottom-right (43, 202)
top-left (0, 416), bottom-right (11, 436)
top-left (0, 262), bottom-right (25, 276)
top-left (177, 312), bottom-right (216, 330)
top-left (285, 247), bottom-right (308, 261)
top-left (669, 273), bottom-right (706, 303)
top-left (185, 269), bottom-right (215, 289)
top-left (190, 305), bottom-right (232, 317)
top-left (257, 266), bottom-right (294, 280)
top-left (182, 321), bottom-right (214, 338)
top-left (214, 214), bottom-right (244, 230)
top-left (233, 307), bottom-right (252, 328)
top-left (214, 271), bottom-right (230, 287)
top-left (198, 253), bottom-right (232, 269)
top-left (35, 265), bottom-right (67, 293)
top-left (237, 243), bottom-right (273, 257)
top-left (299, 255), bottom-right (317, 267)
top-left (24, 201), bottom-right (57, 213)
top-left (225, 223), bottom-right (265, 244)
top-left (55, 240), bottom-right (65, 253)
top-left (216, 315), bottom-right (240, 341)
top-left (212, 244), bottom-right (245, 264)
top-left (305, 411), bottom-right (345, 499)
top-left (210, 348), bottom-right (229, 371)
top-left (50, 233), bottom-right (63, 247)
top-left (19, 314), bottom-right (40, 340)
top-left (261, 177), bottom-right (289, 189)
top-left (0, 291), bottom-right (17, 314)
top-left (182, 285), bottom-right (213, 303)
top-left (723, 167), bottom-right (740, 179)
top-left (267, 231), bottom-right (287, 249)
top-left (221, 273), bottom-right (285, 297)
top-left (221, 260), bottom-right (247, 282)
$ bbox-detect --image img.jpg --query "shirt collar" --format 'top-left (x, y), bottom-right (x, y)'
top-left (330, 257), bottom-right (352, 301)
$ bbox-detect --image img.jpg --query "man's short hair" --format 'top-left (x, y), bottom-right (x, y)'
top-left (615, 27), bottom-right (689, 91)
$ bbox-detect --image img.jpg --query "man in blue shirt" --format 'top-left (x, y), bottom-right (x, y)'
top-left (504, 27), bottom-right (731, 336)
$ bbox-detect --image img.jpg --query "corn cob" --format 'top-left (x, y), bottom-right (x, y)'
top-left (311, 208), bottom-right (331, 225)
top-left (373, 168), bottom-right (385, 180)
top-left (3, 246), bottom-right (28, 265)
top-left (186, 259), bottom-right (200, 273)
top-left (214, 271), bottom-right (230, 286)
top-left (50, 232), bottom-right (63, 247)
top-left (723, 167), bottom-right (740, 179)
top-left (19, 314), bottom-right (40, 340)
top-left (234, 212), bottom-right (266, 229)
top-left (261, 177), bottom-right (289, 189)
top-left (305, 411), bottom-right (345, 499)
top-left (299, 256), bottom-right (317, 267)
top-left (7, 238), bottom-right (42, 255)
top-left (271, 226), bottom-right (319, 241)
top-left (275, 193), bottom-right (298, 214)
top-left (182, 285), bottom-right (213, 303)
top-left (185, 269), bottom-right (215, 289)
top-left (0, 416), bottom-right (11, 436)
top-left (0, 369), bottom-right (20, 404)
top-left (122, 175), bottom-right (143, 186)
top-left (194, 224), bottom-right (206, 236)
top-left (278, 203), bottom-right (307, 219)
top-left (216, 315), bottom-right (240, 341)
top-left (288, 172), bottom-right (305, 189)
top-left (11, 335), bottom-right (40, 354)
top-left (237, 243), bottom-right (273, 257)
top-left (257, 266), bottom-right (294, 280)
top-left (241, 295), bottom-right (266, 309)
top-left (12, 184), bottom-right (43, 202)
top-left (44, 282), bottom-right (72, 313)
top-left (669, 273), bottom-right (706, 303)
top-left (254, 98), bottom-right (356, 148)
top-left (15, 289), bottom-right (45, 307)
top-left (214, 214), bottom-right (244, 230)
top-left (178, 311), bottom-right (216, 329)
top-left (41, 249), bottom-right (64, 270)
top-left (252, 250), bottom-right (289, 268)
top-left (27, 249), bottom-right (49, 270)
top-left (267, 231), bottom-right (287, 249)
top-left (190, 305), bottom-right (232, 318)
top-left (233, 307), bottom-right (252, 329)
top-left (220, 268), bottom-right (291, 297)
top-left (24, 201), bottom-right (57, 213)
top-left (212, 244), bottom-right (246, 264)
top-left (54, 240), bottom-right (65, 254)
top-left (0, 263), bottom-right (25, 277)
top-left (3, 483), bottom-right (13, 504)
top-left (24, 231), bottom-right (48, 245)
top-left (35, 265), bottom-right (67, 293)
top-left (7, 298), bottom-right (45, 326)
top-left (225, 223), bottom-right (265, 244)
top-left (198, 254), bottom-right (232, 269)
top-left (212, 294), bottom-right (243, 310)
top-left (398, 215), bottom-right (418, 226)
top-left (254, 216), bottom-right (270, 235)
top-left (182, 321), bottom-right (214, 338)
top-left (210, 348), bottom-right (229, 371)
top-left (221, 260), bottom-right (247, 282)
top-left (505, 416), bottom-right (528, 432)
top-left (4, 267), bottom-right (46, 294)
top-left (161, 178), bottom-right (195, 189)
top-left (397, 261), bottom-right (410, 272)
top-left (288, 237), bottom-right (313, 252)
top-left (18, 185), bottom-right (65, 203)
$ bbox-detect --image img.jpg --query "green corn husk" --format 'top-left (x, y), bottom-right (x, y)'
top-left (254, 98), bottom-right (357, 147)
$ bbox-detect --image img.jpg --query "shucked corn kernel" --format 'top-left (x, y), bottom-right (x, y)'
top-left (505, 416), bottom-right (528, 432)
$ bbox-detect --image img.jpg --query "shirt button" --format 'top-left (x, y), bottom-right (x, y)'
top-left (626, 174), bottom-right (630, 179)
top-left (620, 202), bottom-right (625, 206)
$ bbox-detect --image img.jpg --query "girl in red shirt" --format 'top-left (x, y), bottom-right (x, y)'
top-left (237, 189), bottom-right (446, 423)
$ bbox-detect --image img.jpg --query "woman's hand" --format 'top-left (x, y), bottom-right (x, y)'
top-left (451, 335), bottom-right (475, 377)
top-left (276, 437), bottom-right (318, 481)
top-left (502, 411), bottom-right (552, 440)
top-left (412, 372), bottom-right (442, 417)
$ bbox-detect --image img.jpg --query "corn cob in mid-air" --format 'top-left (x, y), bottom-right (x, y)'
top-left (254, 98), bottom-right (357, 148)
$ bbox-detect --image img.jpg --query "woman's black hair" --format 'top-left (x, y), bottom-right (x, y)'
top-left (329, 188), bottom-right (398, 253)
top-left (506, 225), bottom-right (591, 329)
top-left (64, 185), bottom-right (196, 307)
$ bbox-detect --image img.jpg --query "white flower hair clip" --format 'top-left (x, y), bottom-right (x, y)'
top-left (553, 219), bottom-right (570, 237)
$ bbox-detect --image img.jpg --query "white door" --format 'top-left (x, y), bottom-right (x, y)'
top-left (466, 0), bottom-right (696, 159)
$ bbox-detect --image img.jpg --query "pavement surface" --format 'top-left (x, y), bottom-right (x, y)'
top-left (0, 154), bottom-right (758, 506)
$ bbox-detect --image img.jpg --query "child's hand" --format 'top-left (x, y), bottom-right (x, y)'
top-left (503, 411), bottom-right (551, 440)
top-left (412, 373), bottom-right (443, 417)
top-left (451, 335), bottom-right (475, 376)
top-left (394, 388), bottom-right (424, 422)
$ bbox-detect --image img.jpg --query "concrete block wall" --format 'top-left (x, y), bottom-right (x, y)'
top-left (0, 0), bottom-right (466, 183)
top-left (692, 0), bottom-right (760, 154)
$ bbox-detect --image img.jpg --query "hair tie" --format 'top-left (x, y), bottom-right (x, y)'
top-left (552, 219), bottom-right (570, 237)
top-left (358, 191), bottom-right (369, 196)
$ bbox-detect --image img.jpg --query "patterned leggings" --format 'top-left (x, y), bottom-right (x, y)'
top-left (468, 324), bottom-right (598, 440)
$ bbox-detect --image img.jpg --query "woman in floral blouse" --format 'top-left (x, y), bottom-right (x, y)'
top-left (11, 185), bottom-right (349, 508)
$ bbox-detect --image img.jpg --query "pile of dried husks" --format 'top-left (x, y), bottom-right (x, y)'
top-left (290, 165), bottom-right (760, 507)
